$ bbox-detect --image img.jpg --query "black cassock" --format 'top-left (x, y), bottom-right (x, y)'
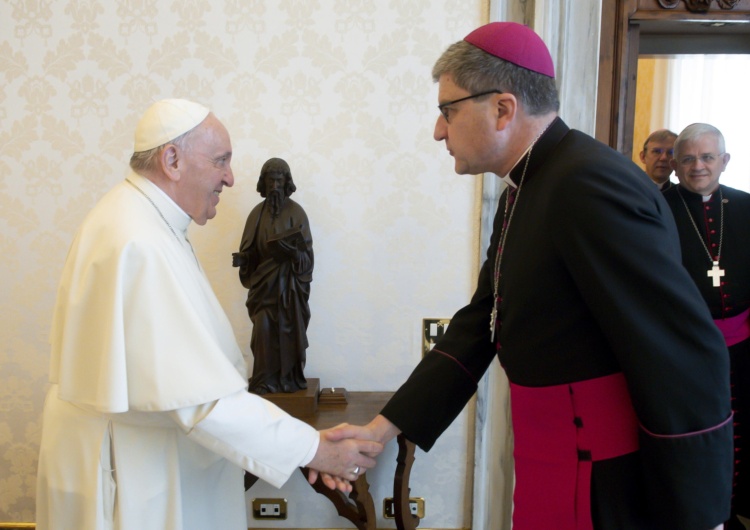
top-left (382, 118), bottom-right (733, 530)
top-left (664, 183), bottom-right (750, 523)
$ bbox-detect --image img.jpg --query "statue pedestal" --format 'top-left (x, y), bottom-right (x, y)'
top-left (262, 377), bottom-right (320, 416)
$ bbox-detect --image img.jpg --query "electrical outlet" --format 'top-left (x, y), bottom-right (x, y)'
top-left (423, 318), bottom-right (450, 357)
top-left (251, 498), bottom-right (287, 520)
top-left (383, 497), bottom-right (425, 519)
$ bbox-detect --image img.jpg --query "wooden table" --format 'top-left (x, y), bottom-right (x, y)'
top-left (247, 391), bottom-right (420, 530)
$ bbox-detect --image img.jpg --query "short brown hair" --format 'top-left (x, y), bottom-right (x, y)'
top-left (432, 40), bottom-right (559, 116)
top-left (642, 129), bottom-right (677, 153)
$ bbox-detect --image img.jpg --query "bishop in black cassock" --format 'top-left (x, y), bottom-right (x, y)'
top-left (663, 122), bottom-right (750, 529)
top-left (383, 116), bottom-right (732, 530)
top-left (354, 23), bottom-right (733, 530)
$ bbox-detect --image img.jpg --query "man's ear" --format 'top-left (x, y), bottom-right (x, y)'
top-left (639, 150), bottom-right (647, 164)
top-left (160, 144), bottom-right (181, 182)
top-left (495, 93), bottom-right (517, 131)
top-left (720, 152), bottom-right (731, 170)
top-left (669, 158), bottom-right (678, 172)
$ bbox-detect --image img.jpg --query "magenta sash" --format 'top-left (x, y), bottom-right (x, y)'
top-left (715, 308), bottom-right (750, 347)
top-left (510, 372), bottom-right (639, 530)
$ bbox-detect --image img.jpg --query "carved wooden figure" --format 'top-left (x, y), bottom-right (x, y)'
top-left (233, 158), bottom-right (313, 395)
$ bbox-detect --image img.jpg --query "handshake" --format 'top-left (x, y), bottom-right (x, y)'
top-left (306, 414), bottom-right (401, 493)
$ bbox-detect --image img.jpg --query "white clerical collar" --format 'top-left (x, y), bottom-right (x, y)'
top-left (501, 142), bottom-right (536, 189)
top-left (126, 172), bottom-right (192, 235)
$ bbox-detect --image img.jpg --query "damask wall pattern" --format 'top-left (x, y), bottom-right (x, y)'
top-left (0, 0), bottom-right (484, 525)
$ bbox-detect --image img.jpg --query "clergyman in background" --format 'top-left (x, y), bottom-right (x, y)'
top-left (639, 128), bottom-right (678, 191)
top-left (663, 122), bottom-right (750, 530)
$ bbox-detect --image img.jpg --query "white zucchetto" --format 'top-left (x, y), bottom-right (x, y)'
top-left (134, 99), bottom-right (210, 152)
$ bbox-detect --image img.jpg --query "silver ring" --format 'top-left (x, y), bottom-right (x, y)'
top-left (353, 465), bottom-right (360, 475)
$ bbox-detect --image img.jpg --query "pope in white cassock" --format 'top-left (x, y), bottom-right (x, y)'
top-left (35, 99), bottom-right (380, 530)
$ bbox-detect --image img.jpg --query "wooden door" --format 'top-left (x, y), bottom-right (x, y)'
top-left (596, 0), bottom-right (750, 156)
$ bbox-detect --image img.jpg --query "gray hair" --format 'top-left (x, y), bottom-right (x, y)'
top-left (129, 126), bottom-right (199, 173)
top-left (674, 123), bottom-right (725, 156)
top-left (432, 40), bottom-right (559, 116)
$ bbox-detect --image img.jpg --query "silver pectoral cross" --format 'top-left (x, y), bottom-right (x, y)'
top-left (707, 261), bottom-right (725, 287)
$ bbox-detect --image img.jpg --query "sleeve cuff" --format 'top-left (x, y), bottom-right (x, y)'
top-left (174, 389), bottom-right (319, 488)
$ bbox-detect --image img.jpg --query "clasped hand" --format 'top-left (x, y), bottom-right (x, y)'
top-left (306, 416), bottom-right (401, 493)
top-left (306, 423), bottom-right (384, 493)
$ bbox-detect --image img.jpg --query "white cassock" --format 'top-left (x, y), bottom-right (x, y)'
top-left (36, 172), bottom-right (319, 530)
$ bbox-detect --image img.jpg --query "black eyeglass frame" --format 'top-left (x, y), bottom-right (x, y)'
top-left (437, 90), bottom-right (504, 122)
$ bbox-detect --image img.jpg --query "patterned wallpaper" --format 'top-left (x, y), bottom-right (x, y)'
top-left (0, 0), bottom-right (485, 525)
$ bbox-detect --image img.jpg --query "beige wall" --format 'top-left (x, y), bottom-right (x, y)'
top-left (0, 1), bottom-right (484, 526)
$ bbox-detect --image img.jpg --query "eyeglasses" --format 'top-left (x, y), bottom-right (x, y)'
top-left (677, 153), bottom-right (724, 167)
top-left (437, 90), bottom-right (503, 123)
top-left (645, 147), bottom-right (674, 157)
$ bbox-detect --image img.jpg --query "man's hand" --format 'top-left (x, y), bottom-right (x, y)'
top-left (327, 415), bottom-right (401, 448)
top-left (305, 423), bottom-right (384, 492)
top-left (306, 417), bottom-right (402, 492)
